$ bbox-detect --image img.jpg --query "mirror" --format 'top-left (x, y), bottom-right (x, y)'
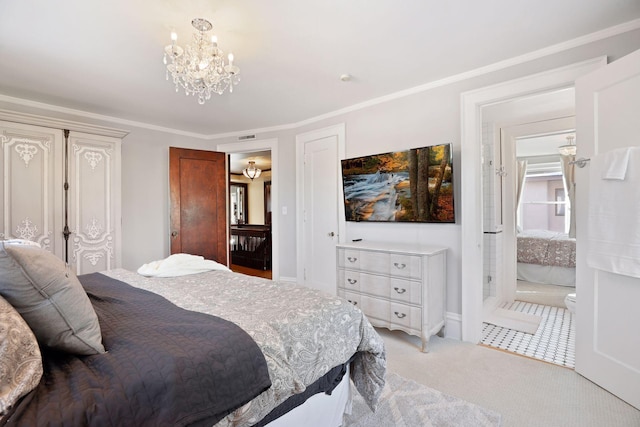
top-left (230, 182), bottom-right (248, 224)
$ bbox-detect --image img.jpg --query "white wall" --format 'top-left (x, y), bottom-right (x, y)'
top-left (1, 27), bottom-right (638, 316)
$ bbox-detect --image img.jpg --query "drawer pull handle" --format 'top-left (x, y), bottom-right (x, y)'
top-left (348, 300), bottom-right (358, 306)
top-left (394, 311), bottom-right (407, 319)
top-left (393, 262), bottom-right (406, 269)
top-left (347, 278), bottom-right (357, 284)
top-left (393, 287), bottom-right (406, 294)
top-left (347, 257), bottom-right (358, 263)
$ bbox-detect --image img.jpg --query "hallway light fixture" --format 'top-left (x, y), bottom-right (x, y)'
top-left (163, 18), bottom-right (240, 104)
top-left (558, 134), bottom-right (577, 156)
top-left (242, 161), bottom-right (262, 180)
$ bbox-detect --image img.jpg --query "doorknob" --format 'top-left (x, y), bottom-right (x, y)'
top-left (171, 231), bottom-right (178, 238)
top-left (328, 232), bottom-right (335, 237)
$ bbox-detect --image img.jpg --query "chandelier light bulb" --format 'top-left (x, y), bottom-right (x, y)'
top-left (228, 53), bottom-right (234, 65)
top-left (171, 31), bottom-right (177, 42)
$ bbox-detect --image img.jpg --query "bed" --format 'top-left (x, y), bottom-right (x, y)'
top-left (0, 243), bottom-right (386, 427)
top-left (516, 229), bottom-right (576, 286)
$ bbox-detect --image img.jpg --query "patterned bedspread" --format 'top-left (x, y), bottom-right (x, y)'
top-left (104, 268), bottom-right (386, 427)
top-left (517, 232), bottom-right (576, 268)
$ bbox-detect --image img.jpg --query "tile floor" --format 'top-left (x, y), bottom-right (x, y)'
top-left (481, 300), bottom-right (575, 368)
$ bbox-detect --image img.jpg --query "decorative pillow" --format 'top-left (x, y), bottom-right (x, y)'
top-left (0, 241), bottom-right (105, 355)
top-left (0, 295), bottom-right (43, 415)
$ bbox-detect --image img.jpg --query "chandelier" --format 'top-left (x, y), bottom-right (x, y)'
top-left (243, 161), bottom-right (262, 180)
top-left (558, 135), bottom-right (577, 156)
top-left (163, 18), bottom-right (240, 104)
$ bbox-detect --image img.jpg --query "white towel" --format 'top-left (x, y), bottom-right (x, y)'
top-left (601, 147), bottom-right (631, 180)
top-left (137, 253), bottom-right (230, 277)
top-left (587, 147), bottom-right (640, 278)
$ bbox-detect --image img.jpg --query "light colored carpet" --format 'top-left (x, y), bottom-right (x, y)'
top-left (484, 307), bottom-right (542, 334)
top-left (345, 372), bottom-right (501, 426)
top-left (378, 328), bottom-right (640, 427)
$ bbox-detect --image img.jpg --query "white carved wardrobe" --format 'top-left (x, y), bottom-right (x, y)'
top-left (0, 114), bottom-right (125, 274)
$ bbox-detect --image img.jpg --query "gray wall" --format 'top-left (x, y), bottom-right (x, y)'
top-left (2, 28), bottom-right (638, 317)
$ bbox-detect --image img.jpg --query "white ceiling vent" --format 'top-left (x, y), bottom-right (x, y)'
top-left (238, 134), bottom-right (256, 141)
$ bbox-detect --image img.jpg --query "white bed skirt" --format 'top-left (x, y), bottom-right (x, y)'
top-left (517, 262), bottom-right (576, 286)
top-left (265, 365), bottom-right (353, 427)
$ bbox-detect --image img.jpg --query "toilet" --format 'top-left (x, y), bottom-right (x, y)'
top-left (564, 293), bottom-right (576, 313)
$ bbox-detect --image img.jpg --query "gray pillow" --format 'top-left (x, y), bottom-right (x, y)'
top-left (0, 295), bottom-right (43, 415)
top-left (0, 241), bottom-right (105, 355)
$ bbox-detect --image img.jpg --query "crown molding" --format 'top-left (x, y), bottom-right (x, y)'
top-left (0, 108), bottom-right (129, 139)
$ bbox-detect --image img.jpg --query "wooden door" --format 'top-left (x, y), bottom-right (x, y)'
top-left (169, 147), bottom-right (228, 265)
top-left (575, 48), bottom-right (640, 409)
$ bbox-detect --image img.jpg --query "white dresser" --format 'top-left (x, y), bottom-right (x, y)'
top-left (336, 241), bottom-right (447, 352)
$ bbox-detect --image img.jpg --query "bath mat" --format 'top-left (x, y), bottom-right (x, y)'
top-left (484, 307), bottom-right (542, 334)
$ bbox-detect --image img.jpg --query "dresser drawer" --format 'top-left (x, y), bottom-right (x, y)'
top-left (339, 249), bottom-right (361, 269)
top-left (389, 253), bottom-right (422, 279)
top-left (338, 269), bottom-right (361, 292)
top-left (340, 248), bottom-right (422, 280)
top-left (360, 294), bottom-right (390, 322)
top-left (390, 302), bottom-right (422, 330)
top-left (339, 290), bottom-right (361, 309)
top-left (359, 251), bottom-right (391, 275)
top-left (389, 278), bottom-right (422, 305)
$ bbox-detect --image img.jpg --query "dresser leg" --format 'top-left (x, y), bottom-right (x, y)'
top-left (421, 334), bottom-right (430, 353)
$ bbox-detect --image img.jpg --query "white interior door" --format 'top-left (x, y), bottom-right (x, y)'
top-left (302, 135), bottom-right (339, 295)
top-left (68, 132), bottom-right (121, 274)
top-left (575, 48), bottom-right (640, 409)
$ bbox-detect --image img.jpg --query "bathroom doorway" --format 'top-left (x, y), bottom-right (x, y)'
top-left (479, 89), bottom-right (577, 368)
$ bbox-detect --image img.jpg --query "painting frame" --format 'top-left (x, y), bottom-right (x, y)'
top-left (340, 143), bottom-right (455, 223)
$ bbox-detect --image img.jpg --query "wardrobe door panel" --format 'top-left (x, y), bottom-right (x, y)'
top-left (68, 132), bottom-right (121, 274)
top-left (0, 121), bottom-right (63, 255)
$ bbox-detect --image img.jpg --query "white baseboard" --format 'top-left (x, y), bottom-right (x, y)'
top-left (278, 276), bottom-right (297, 284)
top-left (444, 312), bottom-right (462, 341)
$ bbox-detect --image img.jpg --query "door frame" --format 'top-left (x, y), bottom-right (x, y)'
top-left (217, 138), bottom-right (279, 280)
top-left (460, 57), bottom-right (606, 343)
top-left (295, 124), bottom-right (346, 286)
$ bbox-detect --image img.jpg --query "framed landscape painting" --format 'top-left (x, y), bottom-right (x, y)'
top-left (340, 143), bottom-right (455, 223)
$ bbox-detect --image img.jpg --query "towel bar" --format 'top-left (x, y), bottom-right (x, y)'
top-left (569, 157), bottom-right (590, 168)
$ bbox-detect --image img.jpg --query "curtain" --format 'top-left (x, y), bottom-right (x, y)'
top-left (560, 154), bottom-right (576, 238)
top-left (516, 160), bottom-right (528, 229)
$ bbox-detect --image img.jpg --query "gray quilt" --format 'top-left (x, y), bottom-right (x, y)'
top-left (3, 272), bottom-right (272, 427)
top-left (104, 268), bottom-right (387, 427)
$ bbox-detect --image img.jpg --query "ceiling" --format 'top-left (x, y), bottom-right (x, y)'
top-left (1, 1), bottom-right (639, 136)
